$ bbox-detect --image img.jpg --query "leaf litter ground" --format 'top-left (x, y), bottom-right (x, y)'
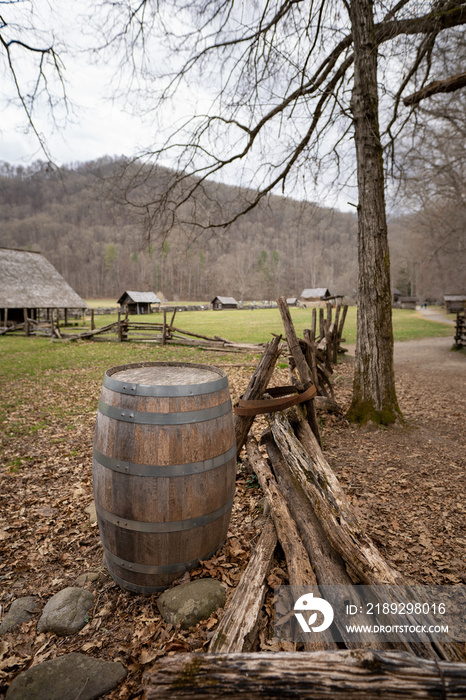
top-left (0, 340), bottom-right (465, 697)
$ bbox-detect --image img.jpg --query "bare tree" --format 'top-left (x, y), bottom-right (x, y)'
top-left (392, 76), bottom-right (466, 300)
top-left (0, 1), bottom-right (68, 163)
top-left (32, 0), bottom-right (466, 423)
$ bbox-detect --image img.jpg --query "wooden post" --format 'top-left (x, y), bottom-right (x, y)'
top-left (91, 309), bottom-right (95, 331)
top-left (64, 308), bottom-right (68, 326)
top-left (233, 335), bottom-right (282, 457)
top-left (303, 329), bottom-right (319, 388)
top-left (23, 308), bottom-right (29, 336)
top-left (311, 307), bottom-right (317, 340)
top-left (277, 297), bottom-right (321, 446)
top-left (162, 309), bottom-right (167, 346)
top-left (318, 306), bottom-right (325, 341)
top-left (117, 312), bottom-right (122, 342)
top-left (50, 309), bottom-right (54, 336)
top-left (337, 305), bottom-right (348, 347)
top-left (333, 304), bottom-right (342, 364)
top-left (169, 307), bottom-right (177, 332)
top-left (325, 303), bottom-right (333, 372)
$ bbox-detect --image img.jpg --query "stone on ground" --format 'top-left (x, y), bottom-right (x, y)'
top-left (6, 652), bottom-right (126, 700)
top-left (157, 578), bottom-right (226, 629)
top-left (0, 597), bottom-right (40, 634)
top-left (37, 587), bottom-right (94, 636)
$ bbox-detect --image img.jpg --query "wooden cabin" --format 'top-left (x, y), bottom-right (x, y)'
top-left (395, 295), bottom-right (418, 310)
top-left (444, 295), bottom-right (466, 314)
top-left (211, 296), bottom-right (238, 310)
top-left (0, 247), bottom-right (87, 327)
top-left (300, 287), bottom-right (331, 304)
top-left (299, 287), bottom-right (345, 307)
top-left (117, 291), bottom-right (161, 315)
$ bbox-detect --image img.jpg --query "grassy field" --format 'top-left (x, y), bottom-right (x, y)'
top-left (0, 305), bottom-right (454, 383)
top-left (83, 305), bottom-right (454, 344)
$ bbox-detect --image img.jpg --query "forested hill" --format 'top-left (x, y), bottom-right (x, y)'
top-left (0, 157), bottom-right (359, 301)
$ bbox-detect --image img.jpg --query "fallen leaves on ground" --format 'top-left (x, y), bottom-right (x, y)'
top-left (1, 351), bottom-right (465, 697)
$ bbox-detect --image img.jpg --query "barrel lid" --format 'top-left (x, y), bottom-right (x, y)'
top-left (103, 362), bottom-right (228, 397)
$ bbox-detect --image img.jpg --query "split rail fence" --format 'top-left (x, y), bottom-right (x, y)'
top-left (142, 295), bottom-right (466, 697)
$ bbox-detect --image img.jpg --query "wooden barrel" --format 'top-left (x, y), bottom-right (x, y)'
top-left (93, 362), bottom-right (236, 594)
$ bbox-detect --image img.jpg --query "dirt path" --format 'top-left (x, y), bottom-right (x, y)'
top-left (325, 331), bottom-right (466, 586)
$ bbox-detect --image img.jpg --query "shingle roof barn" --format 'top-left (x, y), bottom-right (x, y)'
top-left (117, 291), bottom-right (161, 305)
top-left (0, 247), bottom-right (87, 309)
top-left (211, 296), bottom-right (238, 309)
top-left (300, 288), bottom-right (331, 299)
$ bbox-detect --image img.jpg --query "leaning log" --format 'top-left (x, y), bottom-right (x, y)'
top-left (233, 335), bottom-right (283, 457)
top-left (263, 432), bottom-right (402, 651)
top-left (269, 410), bottom-right (403, 587)
top-left (209, 518), bottom-right (277, 653)
top-left (246, 436), bottom-right (337, 651)
top-left (291, 416), bottom-right (466, 662)
top-left (263, 433), bottom-right (355, 587)
top-left (144, 649), bottom-right (466, 699)
top-left (276, 296), bottom-right (321, 445)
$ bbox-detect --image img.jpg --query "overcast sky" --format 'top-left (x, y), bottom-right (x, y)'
top-left (0, 1), bottom-right (356, 212)
top-left (0, 2), bottom-right (158, 166)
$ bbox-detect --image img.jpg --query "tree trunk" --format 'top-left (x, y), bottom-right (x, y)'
top-left (347, 0), bottom-right (401, 425)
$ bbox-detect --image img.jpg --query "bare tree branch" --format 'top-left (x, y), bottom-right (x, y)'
top-left (403, 70), bottom-right (466, 105)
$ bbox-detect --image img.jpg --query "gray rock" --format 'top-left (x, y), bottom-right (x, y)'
top-left (6, 652), bottom-right (127, 700)
top-left (84, 502), bottom-right (97, 524)
top-left (0, 597), bottom-right (40, 634)
top-left (157, 578), bottom-right (226, 629)
top-left (74, 571), bottom-right (100, 586)
top-left (37, 588), bottom-right (94, 636)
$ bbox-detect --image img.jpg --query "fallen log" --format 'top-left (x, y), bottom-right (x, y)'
top-left (209, 518), bottom-right (277, 653)
top-left (233, 335), bottom-right (283, 457)
top-left (246, 436), bottom-right (337, 651)
top-left (143, 649), bottom-right (466, 699)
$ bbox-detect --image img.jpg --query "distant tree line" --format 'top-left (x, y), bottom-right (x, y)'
top-left (0, 158), bottom-right (359, 301)
top-left (0, 156), bottom-right (463, 302)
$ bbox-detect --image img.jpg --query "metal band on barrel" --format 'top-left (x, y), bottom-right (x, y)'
top-left (95, 496), bottom-right (234, 533)
top-left (93, 444), bottom-right (236, 477)
top-left (97, 398), bottom-right (232, 425)
top-left (103, 370), bottom-right (228, 397)
top-left (104, 542), bottom-right (225, 576)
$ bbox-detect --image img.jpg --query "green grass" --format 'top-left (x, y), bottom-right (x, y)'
top-left (1, 306), bottom-right (453, 383)
top-left (115, 305), bottom-right (452, 344)
top-left (0, 336), bottom-right (254, 383)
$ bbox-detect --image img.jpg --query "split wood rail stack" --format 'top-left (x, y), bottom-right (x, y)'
top-left (454, 311), bottom-right (466, 349)
top-left (143, 295), bottom-right (466, 698)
